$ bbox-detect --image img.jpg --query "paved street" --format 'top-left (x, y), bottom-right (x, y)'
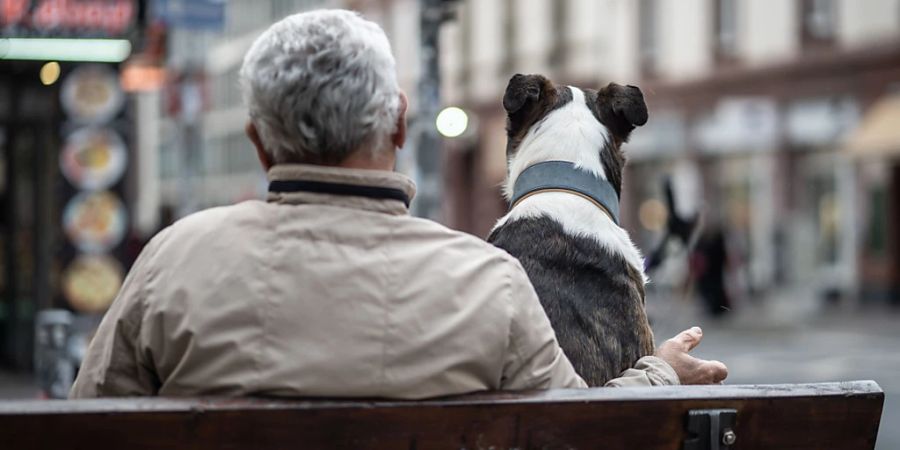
top-left (0, 370), bottom-right (38, 400)
top-left (647, 287), bottom-right (900, 450)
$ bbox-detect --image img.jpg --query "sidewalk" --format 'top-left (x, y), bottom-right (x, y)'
top-left (647, 282), bottom-right (898, 334)
top-left (0, 370), bottom-right (39, 400)
top-left (647, 285), bottom-right (899, 450)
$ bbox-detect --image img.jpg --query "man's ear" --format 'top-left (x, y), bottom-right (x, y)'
top-left (246, 121), bottom-right (273, 171)
top-left (606, 83), bottom-right (648, 128)
top-left (392, 91), bottom-right (408, 149)
top-left (503, 74), bottom-right (545, 115)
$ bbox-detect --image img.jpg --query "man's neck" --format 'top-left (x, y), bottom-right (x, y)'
top-left (336, 148), bottom-right (396, 172)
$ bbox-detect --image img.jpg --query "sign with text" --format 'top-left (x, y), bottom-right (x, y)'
top-left (0, 0), bottom-right (137, 38)
top-left (153, 0), bottom-right (224, 31)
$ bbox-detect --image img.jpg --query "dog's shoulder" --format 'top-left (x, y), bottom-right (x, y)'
top-left (490, 214), bottom-right (635, 281)
top-left (491, 194), bottom-right (647, 283)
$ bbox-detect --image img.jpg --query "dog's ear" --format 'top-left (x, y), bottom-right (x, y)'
top-left (607, 83), bottom-right (648, 127)
top-left (605, 83), bottom-right (648, 128)
top-left (503, 74), bottom-right (544, 115)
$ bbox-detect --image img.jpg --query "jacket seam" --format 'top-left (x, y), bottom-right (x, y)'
top-left (503, 264), bottom-right (521, 388)
top-left (134, 236), bottom-right (166, 394)
top-left (253, 206), bottom-right (280, 393)
top-left (380, 216), bottom-right (396, 392)
top-left (135, 254), bottom-right (157, 393)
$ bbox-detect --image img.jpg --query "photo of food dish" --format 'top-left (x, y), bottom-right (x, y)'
top-left (61, 255), bottom-right (124, 313)
top-left (60, 64), bottom-right (125, 124)
top-left (60, 127), bottom-right (127, 191)
top-left (62, 191), bottom-right (127, 254)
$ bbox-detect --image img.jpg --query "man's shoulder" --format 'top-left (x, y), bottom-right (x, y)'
top-left (399, 216), bottom-right (522, 267)
top-left (147, 201), bottom-right (269, 250)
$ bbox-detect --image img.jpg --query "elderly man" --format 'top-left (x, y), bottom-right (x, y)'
top-left (70, 10), bottom-right (726, 399)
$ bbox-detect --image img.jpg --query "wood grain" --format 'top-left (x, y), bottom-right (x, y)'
top-left (0, 381), bottom-right (884, 450)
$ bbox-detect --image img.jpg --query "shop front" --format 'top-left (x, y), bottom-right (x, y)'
top-left (845, 93), bottom-right (900, 304)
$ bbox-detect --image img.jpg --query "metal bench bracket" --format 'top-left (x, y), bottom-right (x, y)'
top-left (684, 408), bottom-right (737, 450)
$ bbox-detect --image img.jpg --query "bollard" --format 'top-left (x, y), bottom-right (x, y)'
top-left (34, 309), bottom-right (75, 399)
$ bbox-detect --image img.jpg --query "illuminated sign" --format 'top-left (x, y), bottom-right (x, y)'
top-left (154, 0), bottom-right (224, 31)
top-left (1, 0), bottom-right (137, 37)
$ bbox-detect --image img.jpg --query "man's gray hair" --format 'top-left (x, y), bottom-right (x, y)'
top-left (240, 10), bottom-right (401, 165)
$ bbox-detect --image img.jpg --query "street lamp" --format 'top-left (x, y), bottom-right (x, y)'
top-left (414, 0), bottom-right (460, 220)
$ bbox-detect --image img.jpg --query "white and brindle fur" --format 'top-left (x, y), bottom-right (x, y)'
top-left (488, 74), bottom-right (654, 386)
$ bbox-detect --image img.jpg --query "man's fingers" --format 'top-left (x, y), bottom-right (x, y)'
top-left (703, 360), bottom-right (728, 384)
top-left (670, 326), bottom-right (703, 352)
top-left (657, 328), bottom-right (728, 385)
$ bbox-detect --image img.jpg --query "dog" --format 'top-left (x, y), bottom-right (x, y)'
top-left (487, 74), bottom-right (654, 386)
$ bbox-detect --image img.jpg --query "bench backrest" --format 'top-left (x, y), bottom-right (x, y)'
top-left (0, 380), bottom-right (884, 450)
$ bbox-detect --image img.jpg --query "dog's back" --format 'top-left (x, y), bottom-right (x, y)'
top-left (489, 216), bottom-right (653, 385)
top-left (489, 74), bottom-right (655, 386)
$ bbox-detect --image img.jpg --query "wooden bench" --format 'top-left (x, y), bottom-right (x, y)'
top-left (0, 380), bottom-right (884, 449)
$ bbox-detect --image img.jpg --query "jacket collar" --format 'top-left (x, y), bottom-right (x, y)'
top-left (267, 164), bottom-right (417, 216)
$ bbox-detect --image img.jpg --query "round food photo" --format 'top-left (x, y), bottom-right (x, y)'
top-left (61, 255), bottom-right (125, 313)
top-left (60, 64), bottom-right (125, 124)
top-left (60, 127), bottom-right (127, 191)
top-left (62, 190), bottom-right (127, 254)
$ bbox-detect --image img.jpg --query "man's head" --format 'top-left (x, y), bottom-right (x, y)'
top-left (240, 10), bottom-right (406, 170)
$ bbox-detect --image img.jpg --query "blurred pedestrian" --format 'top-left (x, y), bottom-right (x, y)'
top-left (70, 10), bottom-right (725, 399)
top-left (691, 226), bottom-right (733, 317)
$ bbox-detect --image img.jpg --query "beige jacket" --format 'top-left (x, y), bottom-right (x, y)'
top-left (70, 164), bottom-right (678, 399)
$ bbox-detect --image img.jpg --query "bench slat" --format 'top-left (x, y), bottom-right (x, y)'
top-left (0, 380), bottom-right (884, 450)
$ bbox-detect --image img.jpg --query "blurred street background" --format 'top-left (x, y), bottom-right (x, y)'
top-left (1, 0), bottom-right (899, 447)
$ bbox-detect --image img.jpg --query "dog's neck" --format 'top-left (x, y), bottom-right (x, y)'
top-left (495, 87), bottom-right (647, 283)
top-left (509, 160), bottom-right (621, 225)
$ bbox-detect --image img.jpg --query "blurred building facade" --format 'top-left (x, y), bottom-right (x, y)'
top-left (623, 0), bottom-right (900, 306)
top-left (158, 0), bottom-right (334, 217)
top-left (157, 0), bottom-right (900, 306)
top-left (360, 0), bottom-right (900, 305)
top-left (157, 0), bottom-right (433, 219)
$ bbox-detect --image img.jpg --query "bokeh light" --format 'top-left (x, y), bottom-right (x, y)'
top-left (436, 106), bottom-right (468, 138)
top-left (39, 61), bottom-right (60, 86)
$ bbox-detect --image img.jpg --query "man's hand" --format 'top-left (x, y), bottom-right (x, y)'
top-left (656, 327), bottom-right (728, 385)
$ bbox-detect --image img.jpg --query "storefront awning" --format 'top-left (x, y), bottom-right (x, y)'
top-left (845, 93), bottom-right (900, 159)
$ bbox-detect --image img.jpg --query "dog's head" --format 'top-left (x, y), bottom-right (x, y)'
top-left (502, 74), bottom-right (648, 197)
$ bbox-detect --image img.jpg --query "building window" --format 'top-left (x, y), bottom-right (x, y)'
top-left (502, 0), bottom-right (515, 73)
top-left (548, 0), bottom-right (568, 68)
top-left (801, 0), bottom-right (837, 45)
top-left (271, 0), bottom-right (293, 20)
top-left (714, 0), bottom-right (739, 61)
top-left (459, 1), bottom-right (471, 97)
top-left (639, 0), bottom-right (658, 77)
top-left (866, 186), bottom-right (887, 257)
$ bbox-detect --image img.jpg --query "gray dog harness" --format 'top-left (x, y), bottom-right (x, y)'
top-left (509, 160), bottom-right (621, 225)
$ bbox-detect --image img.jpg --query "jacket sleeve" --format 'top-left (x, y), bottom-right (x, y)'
top-left (500, 261), bottom-right (588, 390)
top-left (69, 244), bottom-right (160, 398)
top-left (500, 261), bottom-right (680, 389)
top-left (604, 356), bottom-right (680, 387)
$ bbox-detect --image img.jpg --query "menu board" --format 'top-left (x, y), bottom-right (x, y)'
top-left (57, 63), bottom-right (130, 314)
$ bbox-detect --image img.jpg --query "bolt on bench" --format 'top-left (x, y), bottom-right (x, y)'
top-left (0, 380), bottom-right (884, 450)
